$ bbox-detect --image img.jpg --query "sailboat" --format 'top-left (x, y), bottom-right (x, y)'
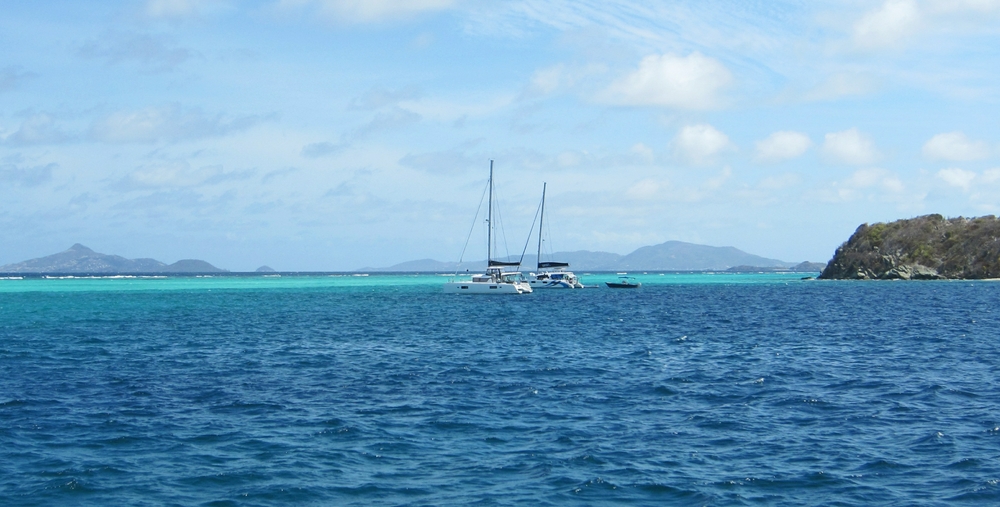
top-left (443, 161), bottom-right (532, 294)
top-left (526, 183), bottom-right (584, 289)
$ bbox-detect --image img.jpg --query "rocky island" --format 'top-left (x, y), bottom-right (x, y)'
top-left (819, 214), bottom-right (1000, 280)
top-left (0, 244), bottom-right (227, 274)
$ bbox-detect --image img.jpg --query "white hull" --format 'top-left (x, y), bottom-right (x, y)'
top-left (444, 162), bottom-right (533, 295)
top-left (528, 279), bottom-right (582, 289)
top-left (443, 280), bottom-right (532, 294)
top-left (526, 271), bottom-right (583, 289)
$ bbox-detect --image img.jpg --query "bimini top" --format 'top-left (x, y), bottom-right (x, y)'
top-left (538, 261), bottom-right (569, 269)
top-left (488, 260), bottom-right (522, 267)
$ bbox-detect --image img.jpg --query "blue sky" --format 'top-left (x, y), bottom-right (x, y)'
top-left (2, 0), bottom-right (999, 270)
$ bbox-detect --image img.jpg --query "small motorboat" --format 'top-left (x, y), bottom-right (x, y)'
top-left (605, 276), bottom-right (640, 288)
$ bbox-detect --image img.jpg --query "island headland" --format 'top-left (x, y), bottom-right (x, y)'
top-left (819, 214), bottom-right (1000, 280)
top-left (0, 244), bottom-right (227, 274)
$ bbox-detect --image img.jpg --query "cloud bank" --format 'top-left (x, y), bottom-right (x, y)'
top-left (0, 162), bottom-right (56, 187)
top-left (672, 124), bottom-right (733, 165)
top-left (822, 128), bottom-right (879, 166)
top-left (0, 66), bottom-right (36, 93)
top-left (88, 105), bottom-right (267, 144)
top-left (278, 0), bottom-right (456, 23)
top-left (754, 131), bottom-right (812, 163)
top-left (602, 53), bottom-right (732, 110)
top-left (922, 131), bottom-right (990, 161)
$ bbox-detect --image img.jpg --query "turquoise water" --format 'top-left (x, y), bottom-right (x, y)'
top-left (0, 271), bottom-right (808, 293)
top-left (2, 273), bottom-right (999, 505)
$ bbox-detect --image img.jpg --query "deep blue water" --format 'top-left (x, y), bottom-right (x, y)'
top-left (1, 275), bottom-right (999, 505)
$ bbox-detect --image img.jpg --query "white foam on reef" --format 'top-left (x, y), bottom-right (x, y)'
top-left (42, 275), bottom-right (148, 279)
top-left (263, 274), bottom-right (280, 277)
top-left (352, 273), bottom-right (369, 277)
top-left (0, 276), bottom-right (24, 280)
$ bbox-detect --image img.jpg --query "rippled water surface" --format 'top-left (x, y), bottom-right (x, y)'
top-left (2, 274), bottom-right (999, 505)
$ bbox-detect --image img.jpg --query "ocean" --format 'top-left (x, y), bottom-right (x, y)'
top-left (1, 273), bottom-right (998, 505)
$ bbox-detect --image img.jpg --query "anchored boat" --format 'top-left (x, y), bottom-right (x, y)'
top-left (605, 275), bottom-right (641, 288)
top-left (526, 183), bottom-right (583, 289)
top-left (444, 161), bottom-right (532, 294)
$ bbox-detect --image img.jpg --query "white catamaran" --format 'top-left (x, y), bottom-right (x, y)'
top-left (526, 182), bottom-right (583, 289)
top-left (443, 161), bottom-right (532, 294)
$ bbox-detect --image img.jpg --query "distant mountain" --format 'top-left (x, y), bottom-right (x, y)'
top-left (364, 240), bottom-right (807, 272)
top-left (618, 241), bottom-right (791, 270)
top-left (0, 244), bottom-right (227, 274)
top-left (256, 265), bottom-right (276, 273)
top-left (376, 258), bottom-right (459, 272)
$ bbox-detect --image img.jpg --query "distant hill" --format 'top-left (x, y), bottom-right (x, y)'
top-left (820, 214), bottom-right (1000, 280)
top-left (364, 240), bottom-right (805, 272)
top-left (0, 244), bottom-right (227, 274)
top-left (617, 241), bottom-right (791, 270)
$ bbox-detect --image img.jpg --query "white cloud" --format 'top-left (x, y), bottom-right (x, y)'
top-left (531, 64), bottom-right (566, 95)
top-left (982, 168), bottom-right (1000, 183)
top-left (754, 131), bottom-right (812, 163)
top-left (823, 168), bottom-right (906, 202)
top-left (922, 131), bottom-right (991, 161)
top-left (78, 31), bottom-right (193, 72)
top-left (850, 0), bottom-right (1000, 51)
top-left (937, 167), bottom-right (977, 190)
top-left (602, 52), bottom-right (732, 110)
top-left (671, 124), bottom-right (733, 165)
top-left (556, 151), bottom-right (583, 168)
top-left (853, 0), bottom-right (922, 50)
top-left (119, 161), bottom-right (254, 189)
top-left (527, 62), bottom-right (606, 97)
top-left (0, 162), bottom-right (56, 187)
top-left (398, 93), bottom-right (515, 123)
top-left (0, 66), bottom-right (36, 93)
top-left (89, 105), bottom-right (266, 144)
top-left (2, 113), bottom-right (71, 146)
top-left (281, 0), bottom-right (456, 23)
top-left (822, 128), bottom-right (879, 165)
top-left (301, 141), bottom-right (344, 158)
top-left (631, 142), bottom-right (654, 162)
top-left (705, 166), bottom-right (732, 189)
top-left (926, 0), bottom-right (1000, 15)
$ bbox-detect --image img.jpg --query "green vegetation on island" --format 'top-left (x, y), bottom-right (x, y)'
top-left (819, 214), bottom-right (1000, 280)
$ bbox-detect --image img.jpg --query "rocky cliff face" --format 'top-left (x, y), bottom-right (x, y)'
top-left (819, 214), bottom-right (1000, 280)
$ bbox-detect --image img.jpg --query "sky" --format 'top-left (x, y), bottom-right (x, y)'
top-left (2, 0), bottom-right (1000, 271)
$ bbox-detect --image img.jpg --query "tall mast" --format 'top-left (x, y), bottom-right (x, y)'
top-left (537, 182), bottom-right (546, 270)
top-left (487, 160), bottom-right (493, 264)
